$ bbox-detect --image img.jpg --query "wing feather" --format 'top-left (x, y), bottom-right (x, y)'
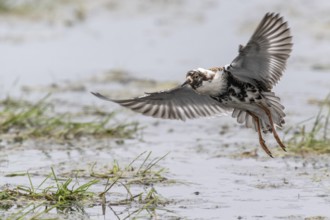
top-left (230, 12), bottom-right (293, 90)
top-left (91, 86), bottom-right (232, 121)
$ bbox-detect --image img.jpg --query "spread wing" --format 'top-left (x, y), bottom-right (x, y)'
top-left (229, 12), bottom-right (293, 90)
top-left (91, 86), bottom-right (232, 121)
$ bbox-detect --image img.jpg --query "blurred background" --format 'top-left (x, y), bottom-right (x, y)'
top-left (1, 0), bottom-right (330, 219)
top-left (1, 0), bottom-right (330, 94)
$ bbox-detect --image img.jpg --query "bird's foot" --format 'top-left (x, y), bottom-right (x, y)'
top-left (259, 139), bottom-right (273, 158)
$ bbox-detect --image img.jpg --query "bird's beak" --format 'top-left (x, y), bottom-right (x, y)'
top-left (181, 77), bottom-right (192, 87)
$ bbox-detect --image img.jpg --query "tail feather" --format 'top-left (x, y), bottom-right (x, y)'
top-left (232, 92), bottom-right (285, 133)
top-left (262, 91), bottom-right (285, 128)
top-left (237, 110), bottom-right (247, 123)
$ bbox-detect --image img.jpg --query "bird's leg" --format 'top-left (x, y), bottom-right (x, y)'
top-left (247, 111), bottom-right (273, 158)
top-left (258, 104), bottom-right (286, 152)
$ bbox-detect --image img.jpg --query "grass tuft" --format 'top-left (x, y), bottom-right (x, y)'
top-left (1, 168), bottom-right (98, 219)
top-left (90, 151), bottom-right (169, 185)
top-left (0, 95), bottom-right (138, 142)
top-left (285, 95), bottom-right (330, 155)
top-left (0, 152), bottom-right (172, 219)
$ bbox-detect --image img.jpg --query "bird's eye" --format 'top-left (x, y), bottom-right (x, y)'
top-left (194, 75), bottom-right (198, 79)
top-left (187, 71), bottom-right (194, 76)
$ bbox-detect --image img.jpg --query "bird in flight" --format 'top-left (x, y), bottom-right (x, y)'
top-left (92, 13), bottom-right (292, 157)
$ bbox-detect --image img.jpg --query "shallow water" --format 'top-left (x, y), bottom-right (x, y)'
top-left (1, 0), bottom-right (330, 219)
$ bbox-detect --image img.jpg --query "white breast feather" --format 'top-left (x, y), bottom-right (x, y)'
top-left (196, 70), bottom-right (226, 96)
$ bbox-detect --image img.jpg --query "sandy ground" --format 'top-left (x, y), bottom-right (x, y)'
top-left (1, 0), bottom-right (330, 219)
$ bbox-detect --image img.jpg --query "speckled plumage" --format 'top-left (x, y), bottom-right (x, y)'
top-left (92, 13), bottom-right (292, 157)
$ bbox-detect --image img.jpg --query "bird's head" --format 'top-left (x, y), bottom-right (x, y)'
top-left (181, 68), bottom-right (219, 89)
top-left (181, 70), bottom-right (205, 89)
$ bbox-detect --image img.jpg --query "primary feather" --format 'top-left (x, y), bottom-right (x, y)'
top-left (229, 12), bottom-right (293, 90)
top-left (91, 86), bottom-right (231, 121)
